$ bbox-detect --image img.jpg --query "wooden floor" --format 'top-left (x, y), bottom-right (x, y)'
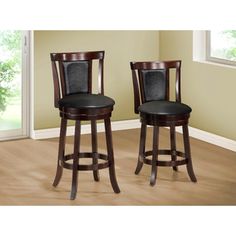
top-left (0, 127), bottom-right (236, 205)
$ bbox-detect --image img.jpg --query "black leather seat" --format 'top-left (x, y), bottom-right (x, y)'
top-left (50, 51), bottom-right (120, 200)
top-left (130, 60), bottom-right (197, 186)
top-left (59, 94), bottom-right (115, 109)
top-left (138, 101), bottom-right (192, 116)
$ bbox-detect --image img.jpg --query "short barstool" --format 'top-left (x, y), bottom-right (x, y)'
top-left (130, 60), bottom-right (197, 186)
top-left (50, 51), bottom-right (120, 199)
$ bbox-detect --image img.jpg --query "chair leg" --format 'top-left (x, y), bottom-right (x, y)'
top-left (53, 118), bottom-right (67, 187)
top-left (104, 118), bottom-right (120, 193)
top-left (170, 125), bottom-right (178, 171)
top-left (150, 126), bottom-right (159, 186)
top-left (135, 123), bottom-right (147, 175)
top-left (91, 120), bottom-right (100, 182)
top-left (70, 120), bottom-right (81, 200)
top-left (182, 124), bottom-right (197, 182)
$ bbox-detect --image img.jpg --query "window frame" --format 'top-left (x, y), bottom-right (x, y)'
top-left (206, 30), bottom-right (236, 67)
top-left (0, 31), bottom-right (30, 141)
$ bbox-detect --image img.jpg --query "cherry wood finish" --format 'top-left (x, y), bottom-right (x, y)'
top-left (130, 60), bottom-right (197, 186)
top-left (51, 51), bottom-right (120, 199)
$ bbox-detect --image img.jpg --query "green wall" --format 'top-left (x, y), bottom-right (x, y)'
top-left (160, 30), bottom-right (236, 140)
top-left (34, 31), bottom-right (159, 129)
top-left (34, 30), bottom-right (236, 141)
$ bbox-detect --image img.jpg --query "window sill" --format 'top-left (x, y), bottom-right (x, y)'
top-left (193, 59), bottom-right (236, 70)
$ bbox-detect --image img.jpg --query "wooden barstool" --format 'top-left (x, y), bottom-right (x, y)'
top-left (50, 51), bottom-right (120, 199)
top-left (130, 60), bottom-right (197, 186)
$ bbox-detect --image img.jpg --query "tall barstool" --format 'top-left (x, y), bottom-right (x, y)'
top-left (130, 60), bottom-right (197, 186)
top-left (50, 51), bottom-right (120, 199)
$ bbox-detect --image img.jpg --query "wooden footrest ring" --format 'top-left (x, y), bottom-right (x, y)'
top-left (143, 149), bottom-right (188, 167)
top-left (61, 152), bottom-right (109, 171)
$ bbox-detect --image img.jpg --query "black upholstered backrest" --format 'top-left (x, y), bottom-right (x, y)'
top-left (140, 69), bottom-right (167, 102)
top-left (130, 60), bottom-right (181, 114)
top-left (62, 61), bottom-right (90, 95)
top-left (50, 51), bottom-right (104, 108)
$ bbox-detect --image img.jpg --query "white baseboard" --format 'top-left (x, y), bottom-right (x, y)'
top-left (176, 126), bottom-right (236, 152)
top-left (31, 119), bottom-right (141, 140)
top-left (31, 119), bottom-right (236, 152)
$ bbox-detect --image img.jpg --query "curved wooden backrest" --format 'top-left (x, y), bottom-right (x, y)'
top-left (130, 60), bottom-right (181, 114)
top-left (50, 51), bottom-right (104, 108)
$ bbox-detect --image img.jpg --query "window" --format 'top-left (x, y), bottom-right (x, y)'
top-left (0, 31), bottom-right (30, 140)
top-left (206, 30), bottom-right (236, 66)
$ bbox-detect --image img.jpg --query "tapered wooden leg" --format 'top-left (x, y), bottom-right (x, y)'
top-left (182, 124), bottom-right (197, 182)
top-left (104, 118), bottom-right (120, 193)
top-left (53, 118), bottom-right (67, 187)
top-left (135, 123), bottom-right (147, 175)
top-left (91, 119), bottom-right (100, 182)
top-left (170, 125), bottom-right (178, 171)
top-left (70, 120), bottom-right (81, 200)
top-left (150, 126), bottom-right (159, 186)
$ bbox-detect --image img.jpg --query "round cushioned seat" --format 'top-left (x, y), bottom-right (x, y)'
top-left (138, 100), bottom-right (192, 116)
top-left (59, 94), bottom-right (115, 109)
